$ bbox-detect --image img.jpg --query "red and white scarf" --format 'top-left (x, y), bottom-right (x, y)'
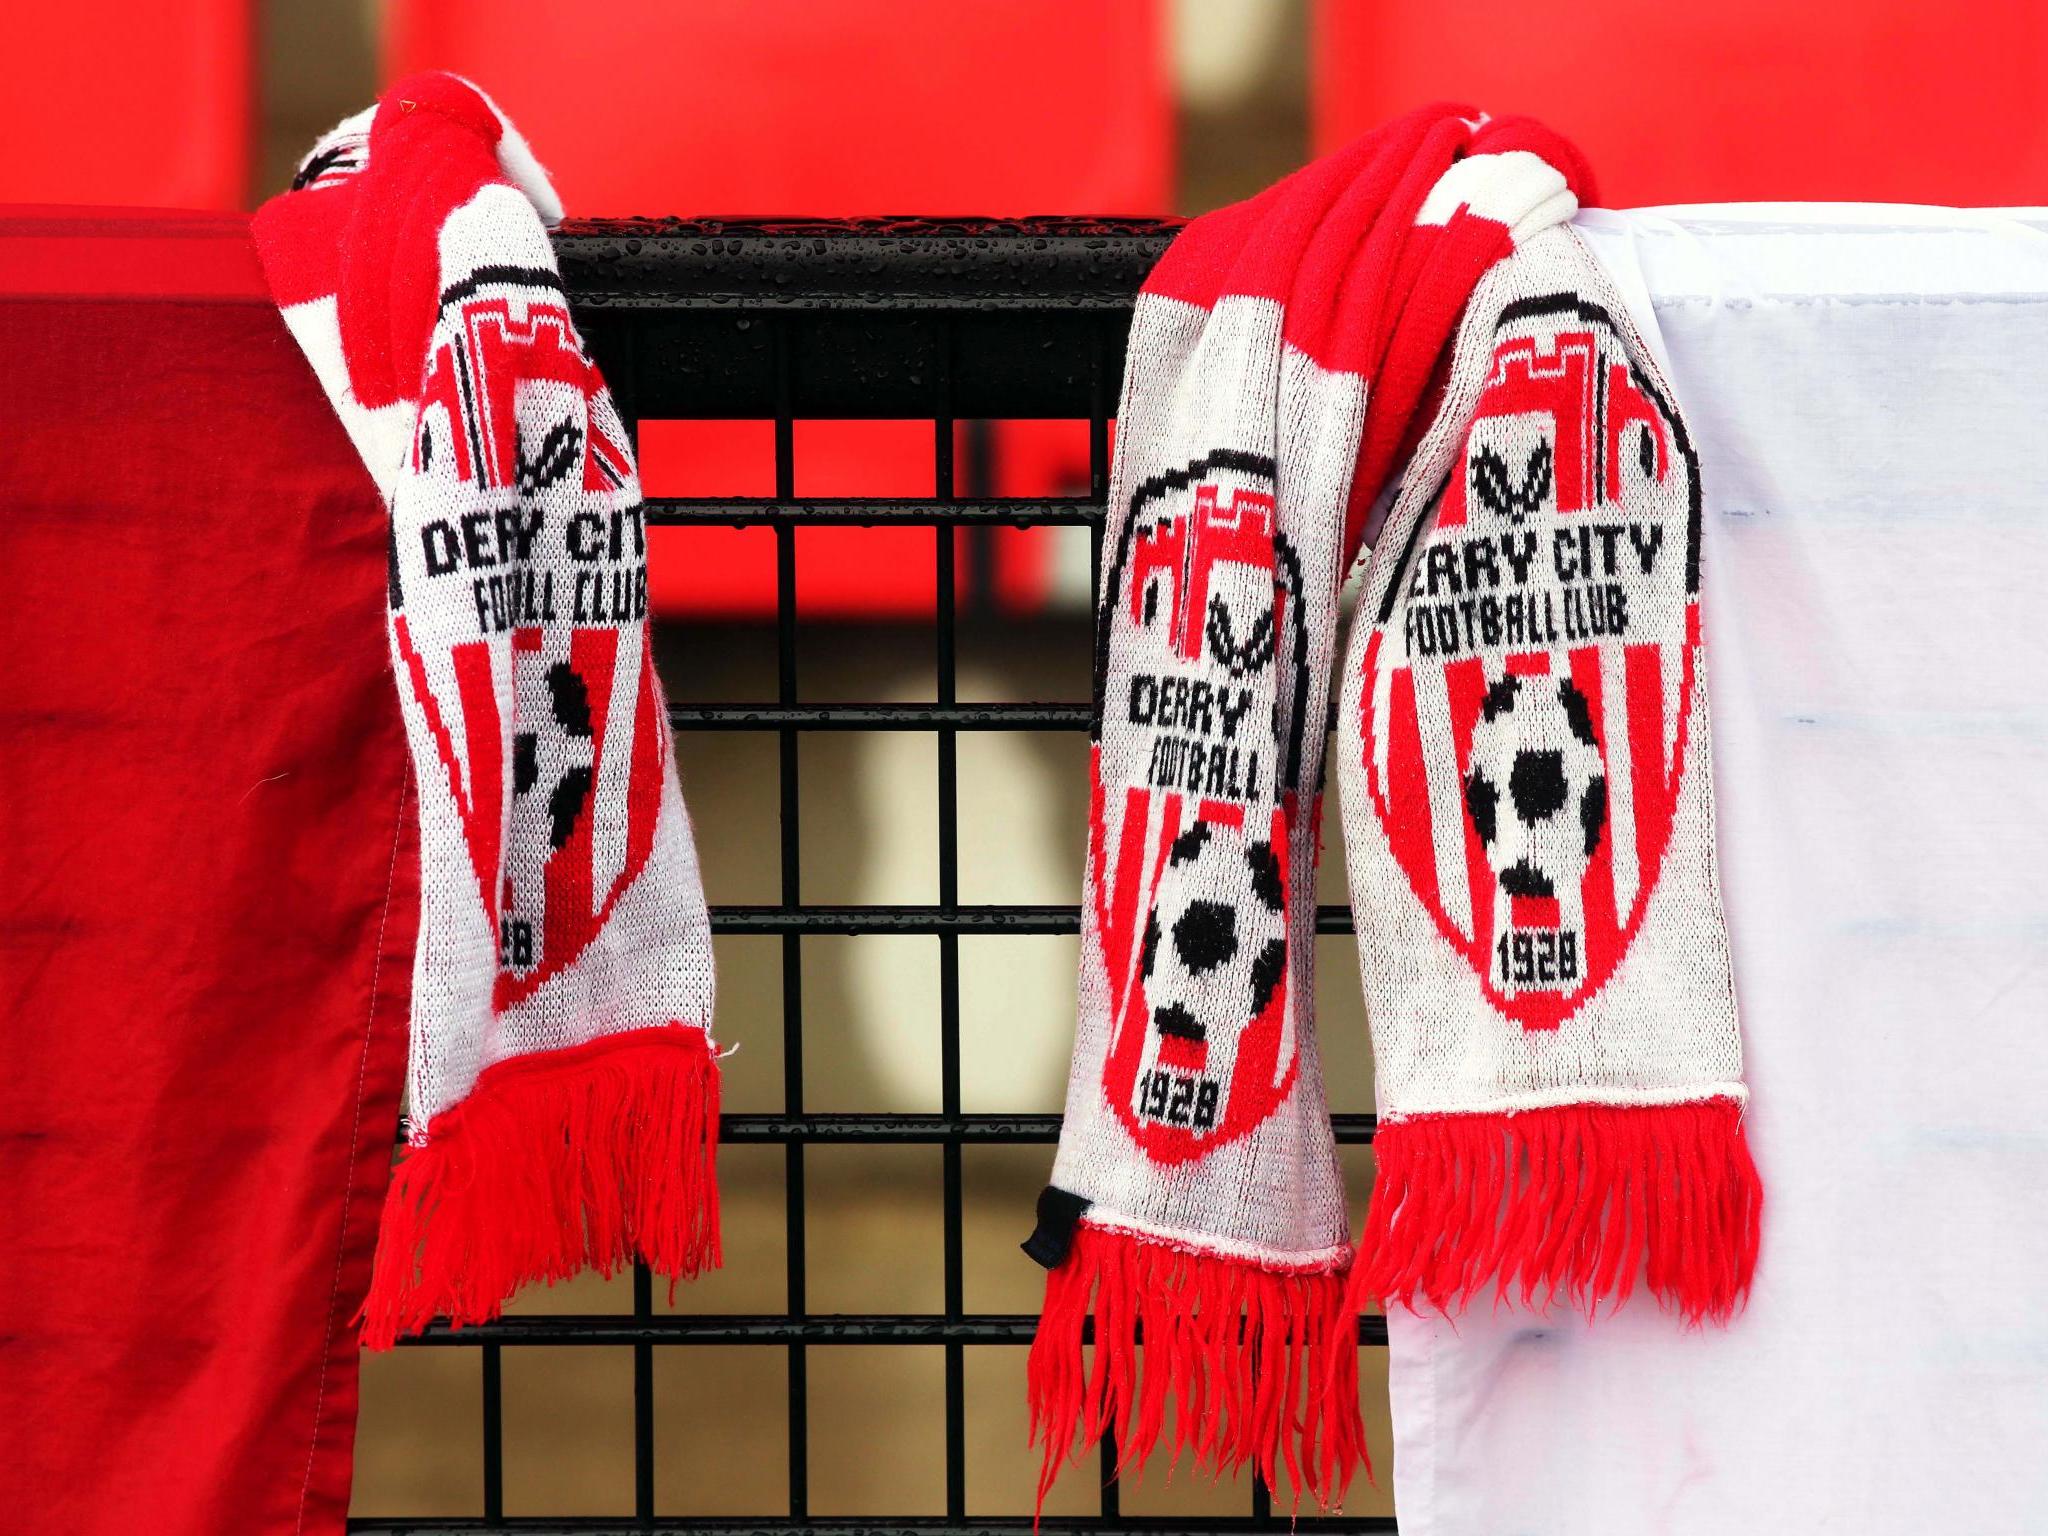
top-left (255, 74), bottom-right (720, 1348)
top-left (1027, 106), bottom-right (1761, 1505)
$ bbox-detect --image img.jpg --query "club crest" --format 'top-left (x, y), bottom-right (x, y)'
top-left (1091, 453), bottom-right (1309, 1162)
top-left (1359, 295), bottom-right (1703, 1030)
top-left (393, 278), bottom-right (666, 1003)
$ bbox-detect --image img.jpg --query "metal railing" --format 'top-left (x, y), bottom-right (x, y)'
top-left (346, 218), bottom-right (1388, 1536)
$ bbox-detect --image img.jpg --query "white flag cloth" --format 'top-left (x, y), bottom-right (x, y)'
top-left (1388, 201), bottom-right (2048, 1535)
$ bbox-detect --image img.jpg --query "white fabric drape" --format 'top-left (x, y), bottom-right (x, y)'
top-left (1386, 203), bottom-right (2048, 1536)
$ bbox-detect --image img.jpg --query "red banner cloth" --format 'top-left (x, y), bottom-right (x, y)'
top-left (0, 208), bottom-right (414, 1535)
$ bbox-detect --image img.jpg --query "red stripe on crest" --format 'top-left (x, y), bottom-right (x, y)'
top-left (1101, 784), bottom-right (1154, 1025)
top-left (1569, 644), bottom-right (1621, 952)
top-left (1385, 665), bottom-right (1441, 922)
top-left (1625, 642), bottom-right (1674, 877)
top-left (1359, 631), bottom-right (1384, 799)
top-left (624, 640), bottom-right (665, 875)
top-left (394, 619), bottom-right (504, 921)
top-left (1443, 656), bottom-right (1492, 954)
top-left (448, 645), bottom-right (506, 901)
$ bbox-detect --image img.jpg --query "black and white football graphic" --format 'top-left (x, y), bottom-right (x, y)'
top-left (1463, 674), bottom-right (1606, 992)
top-left (1132, 815), bottom-right (1288, 1132)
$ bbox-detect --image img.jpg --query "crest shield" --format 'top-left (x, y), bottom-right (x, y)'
top-left (1359, 296), bottom-right (1704, 1030)
top-left (1090, 454), bottom-right (1310, 1161)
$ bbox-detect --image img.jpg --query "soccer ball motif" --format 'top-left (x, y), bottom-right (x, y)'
top-left (1462, 674), bottom-right (1607, 993)
top-left (1130, 815), bottom-right (1289, 1136)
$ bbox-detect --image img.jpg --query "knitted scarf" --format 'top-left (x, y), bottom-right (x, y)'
top-left (1026, 106), bottom-right (1761, 1506)
top-left (254, 74), bottom-right (720, 1348)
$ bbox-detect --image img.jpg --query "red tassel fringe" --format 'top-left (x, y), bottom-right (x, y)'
top-left (1027, 1225), bottom-right (1368, 1515)
top-left (361, 1024), bottom-right (721, 1350)
top-left (1351, 1098), bottom-right (1762, 1326)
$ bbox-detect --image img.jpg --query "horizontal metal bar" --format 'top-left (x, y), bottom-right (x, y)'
top-left (719, 1113), bottom-right (1377, 1144)
top-left (554, 217), bottom-right (1179, 312)
top-left (669, 703), bottom-right (1090, 731)
top-left (396, 1112), bottom-right (1373, 1151)
top-left (397, 1314), bottom-right (1390, 1348)
top-left (644, 498), bottom-right (1101, 528)
top-left (669, 704), bottom-right (1344, 738)
top-left (353, 1519), bottom-right (1395, 1535)
top-left (710, 905), bottom-right (1356, 935)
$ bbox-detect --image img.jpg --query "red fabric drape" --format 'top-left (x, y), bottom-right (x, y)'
top-left (0, 209), bottom-right (414, 1535)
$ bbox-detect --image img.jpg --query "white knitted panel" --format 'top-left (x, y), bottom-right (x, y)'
top-left (1338, 227), bottom-right (1743, 1121)
top-left (1049, 292), bottom-right (1357, 1265)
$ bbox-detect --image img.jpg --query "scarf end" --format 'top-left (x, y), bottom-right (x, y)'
top-left (360, 1023), bottom-right (722, 1350)
top-left (1027, 1223), bottom-right (1369, 1516)
top-left (1354, 1097), bottom-right (1761, 1325)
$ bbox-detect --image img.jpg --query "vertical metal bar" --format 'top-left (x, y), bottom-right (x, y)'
top-left (613, 321), bottom-right (657, 1531)
top-left (935, 325), bottom-right (967, 1520)
top-left (774, 319), bottom-right (809, 1521)
top-left (482, 1343), bottom-right (504, 1525)
top-left (1251, 1470), bottom-right (1273, 1523)
top-left (1089, 320), bottom-right (1112, 601)
top-left (962, 416), bottom-right (996, 618)
top-left (633, 1264), bottom-right (655, 1524)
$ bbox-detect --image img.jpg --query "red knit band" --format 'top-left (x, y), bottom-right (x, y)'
top-left (1351, 1099), bottom-right (1762, 1326)
top-left (1027, 1223), bottom-right (1369, 1519)
top-left (360, 1024), bottom-right (722, 1349)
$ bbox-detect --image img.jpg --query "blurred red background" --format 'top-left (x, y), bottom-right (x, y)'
top-left (10, 0), bottom-right (2045, 617)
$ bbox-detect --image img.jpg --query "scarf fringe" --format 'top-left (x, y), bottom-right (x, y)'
top-left (1027, 1224), bottom-right (1368, 1516)
top-left (361, 1024), bottom-right (721, 1349)
top-left (1351, 1098), bottom-right (1761, 1326)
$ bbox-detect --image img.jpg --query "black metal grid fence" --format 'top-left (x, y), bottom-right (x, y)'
top-left (346, 218), bottom-right (1387, 1536)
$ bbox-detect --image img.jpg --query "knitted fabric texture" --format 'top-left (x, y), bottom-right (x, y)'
top-left (254, 74), bottom-right (720, 1347)
top-left (1026, 105), bottom-right (1759, 1508)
